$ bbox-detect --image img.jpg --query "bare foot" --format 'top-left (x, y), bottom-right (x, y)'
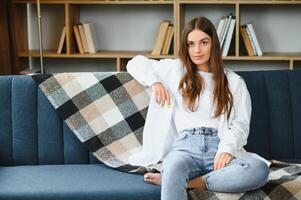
top-left (144, 173), bottom-right (162, 185)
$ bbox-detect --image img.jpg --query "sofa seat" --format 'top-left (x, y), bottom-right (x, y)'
top-left (0, 164), bottom-right (160, 200)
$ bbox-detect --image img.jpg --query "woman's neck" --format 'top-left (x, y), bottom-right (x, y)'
top-left (197, 64), bottom-right (209, 72)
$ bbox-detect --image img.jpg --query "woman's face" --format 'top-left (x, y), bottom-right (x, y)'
top-left (187, 29), bottom-right (212, 71)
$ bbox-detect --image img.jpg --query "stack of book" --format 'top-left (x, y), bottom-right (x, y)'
top-left (151, 20), bottom-right (174, 55)
top-left (216, 14), bottom-right (236, 57)
top-left (57, 23), bottom-right (99, 54)
top-left (240, 23), bottom-right (263, 56)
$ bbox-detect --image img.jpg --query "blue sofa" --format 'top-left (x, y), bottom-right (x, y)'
top-left (0, 70), bottom-right (301, 200)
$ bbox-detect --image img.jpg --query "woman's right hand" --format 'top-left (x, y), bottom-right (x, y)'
top-left (151, 82), bottom-right (170, 107)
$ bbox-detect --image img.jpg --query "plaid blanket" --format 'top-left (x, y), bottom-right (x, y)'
top-left (188, 160), bottom-right (301, 200)
top-left (32, 72), bottom-right (150, 173)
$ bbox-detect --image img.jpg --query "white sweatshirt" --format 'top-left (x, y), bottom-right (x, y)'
top-left (126, 55), bottom-right (270, 167)
top-left (173, 70), bottom-right (220, 133)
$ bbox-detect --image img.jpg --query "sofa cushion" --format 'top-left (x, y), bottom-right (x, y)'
top-left (0, 164), bottom-right (160, 200)
top-left (238, 70), bottom-right (301, 161)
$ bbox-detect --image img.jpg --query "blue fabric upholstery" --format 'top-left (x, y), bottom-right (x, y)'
top-left (1, 70), bottom-right (301, 199)
top-left (238, 70), bottom-right (301, 162)
top-left (0, 76), bottom-right (97, 166)
top-left (0, 164), bottom-right (160, 200)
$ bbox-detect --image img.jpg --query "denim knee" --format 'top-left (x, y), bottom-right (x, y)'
top-left (204, 157), bottom-right (269, 193)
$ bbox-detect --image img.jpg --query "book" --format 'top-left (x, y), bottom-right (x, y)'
top-left (245, 25), bottom-right (258, 55)
top-left (246, 23), bottom-right (263, 56)
top-left (240, 25), bottom-right (255, 56)
top-left (73, 25), bottom-right (84, 54)
top-left (216, 16), bottom-right (227, 46)
top-left (78, 24), bottom-right (89, 53)
top-left (222, 18), bottom-right (235, 57)
top-left (152, 20), bottom-right (170, 55)
top-left (83, 22), bottom-right (99, 54)
top-left (57, 26), bottom-right (66, 54)
top-left (162, 25), bottom-right (174, 55)
top-left (220, 14), bottom-right (233, 48)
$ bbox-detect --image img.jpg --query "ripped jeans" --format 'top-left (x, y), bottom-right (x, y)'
top-left (161, 127), bottom-right (269, 200)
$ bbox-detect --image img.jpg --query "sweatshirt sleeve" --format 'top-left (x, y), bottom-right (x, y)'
top-left (126, 55), bottom-right (179, 89)
top-left (217, 77), bottom-right (252, 156)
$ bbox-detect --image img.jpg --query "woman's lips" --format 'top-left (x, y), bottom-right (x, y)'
top-left (193, 55), bottom-right (204, 59)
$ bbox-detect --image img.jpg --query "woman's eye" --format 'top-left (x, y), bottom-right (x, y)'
top-left (201, 41), bottom-right (208, 46)
top-left (187, 43), bottom-right (193, 47)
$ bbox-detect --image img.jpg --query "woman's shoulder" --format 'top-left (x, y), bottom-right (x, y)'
top-left (224, 68), bottom-right (244, 82)
top-left (131, 55), bottom-right (181, 65)
top-left (224, 68), bottom-right (246, 91)
top-left (131, 55), bottom-right (183, 74)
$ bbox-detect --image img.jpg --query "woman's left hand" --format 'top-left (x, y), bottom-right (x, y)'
top-left (214, 152), bottom-right (233, 170)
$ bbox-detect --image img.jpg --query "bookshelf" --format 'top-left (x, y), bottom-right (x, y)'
top-left (12, 0), bottom-right (301, 73)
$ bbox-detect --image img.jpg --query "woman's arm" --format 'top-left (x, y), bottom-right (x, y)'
top-left (126, 55), bottom-right (162, 88)
top-left (126, 55), bottom-right (180, 88)
top-left (215, 77), bottom-right (252, 169)
top-left (126, 55), bottom-right (180, 106)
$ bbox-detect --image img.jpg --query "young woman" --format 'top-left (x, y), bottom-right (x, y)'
top-left (127, 16), bottom-right (269, 200)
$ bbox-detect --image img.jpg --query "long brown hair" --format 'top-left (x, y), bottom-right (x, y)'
top-left (178, 16), bottom-right (233, 119)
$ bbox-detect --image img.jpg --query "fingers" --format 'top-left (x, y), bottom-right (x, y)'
top-left (213, 153), bottom-right (219, 170)
top-left (161, 87), bottom-right (170, 106)
top-left (216, 156), bottom-right (227, 170)
top-left (214, 153), bottom-right (233, 170)
top-left (152, 82), bottom-right (170, 107)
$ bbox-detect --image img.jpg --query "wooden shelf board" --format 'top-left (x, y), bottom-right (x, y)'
top-left (18, 50), bottom-right (176, 59)
top-left (223, 53), bottom-right (301, 61)
top-left (13, 0), bottom-right (301, 4)
top-left (239, 1), bottom-right (301, 4)
top-left (14, 0), bottom-right (173, 4)
top-left (179, 1), bottom-right (236, 5)
top-left (14, 0), bottom-right (66, 4)
top-left (68, 1), bottom-right (173, 5)
top-left (179, 0), bottom-right (301, 4)
top-left (19, 51), bottom-right (301, 61)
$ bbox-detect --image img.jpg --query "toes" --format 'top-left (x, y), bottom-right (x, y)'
top-left (144, 173), bottom-right (152, 180)
top-left (143, 173), bottom-right (161, 185)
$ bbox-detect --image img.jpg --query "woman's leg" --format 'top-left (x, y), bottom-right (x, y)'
top-left (144, 172), bottom-right (207, 190)
top-left (160, 150), bottom-right (203, 200)
top-left (203, 157), bottom-right (269, 193)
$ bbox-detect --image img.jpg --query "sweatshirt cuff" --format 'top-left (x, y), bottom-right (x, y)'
top-left (145, 72), bottom-right (162, 88)
top-left (217, 145), bottom-right (235, 156)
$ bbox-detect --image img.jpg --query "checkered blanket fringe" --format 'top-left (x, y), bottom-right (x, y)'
top-left (32, 72), bottom-right (150, 174)
top-left (188, 160), bottom-right (301, 200)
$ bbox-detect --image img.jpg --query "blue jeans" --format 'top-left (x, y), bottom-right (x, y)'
top-left (161, 127), bottom-right (269, 200)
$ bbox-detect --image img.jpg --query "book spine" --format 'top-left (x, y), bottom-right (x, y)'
top-left (246, 23), bottom-right (263, 56)
top-left (222, 19), bottom-right (236, 57)
top-left (240, 26), bottom-right (255, 56)
top-left (216, 17), bottom-right (226, 46)
top-left (245, 25), bottom-right (258, 56)
top-left (78, 25), bottom-right (89, 53)
top-left (73, 25), bottom-right (84, 54)
top-left (83, 23), bottom-right (96, 54)
top-left (220, 14), bottom-right (233, 48)
top-left (57, 26), bottom-right (66, 54)
top-left (152, 20), bottom-right (170, 55)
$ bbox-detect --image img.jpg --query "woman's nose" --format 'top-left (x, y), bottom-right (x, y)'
top-left (194, 45), bottom-right (201, 53)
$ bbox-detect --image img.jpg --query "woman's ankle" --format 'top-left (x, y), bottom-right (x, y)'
top-left (187, 176), bottom-right (206, 189)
